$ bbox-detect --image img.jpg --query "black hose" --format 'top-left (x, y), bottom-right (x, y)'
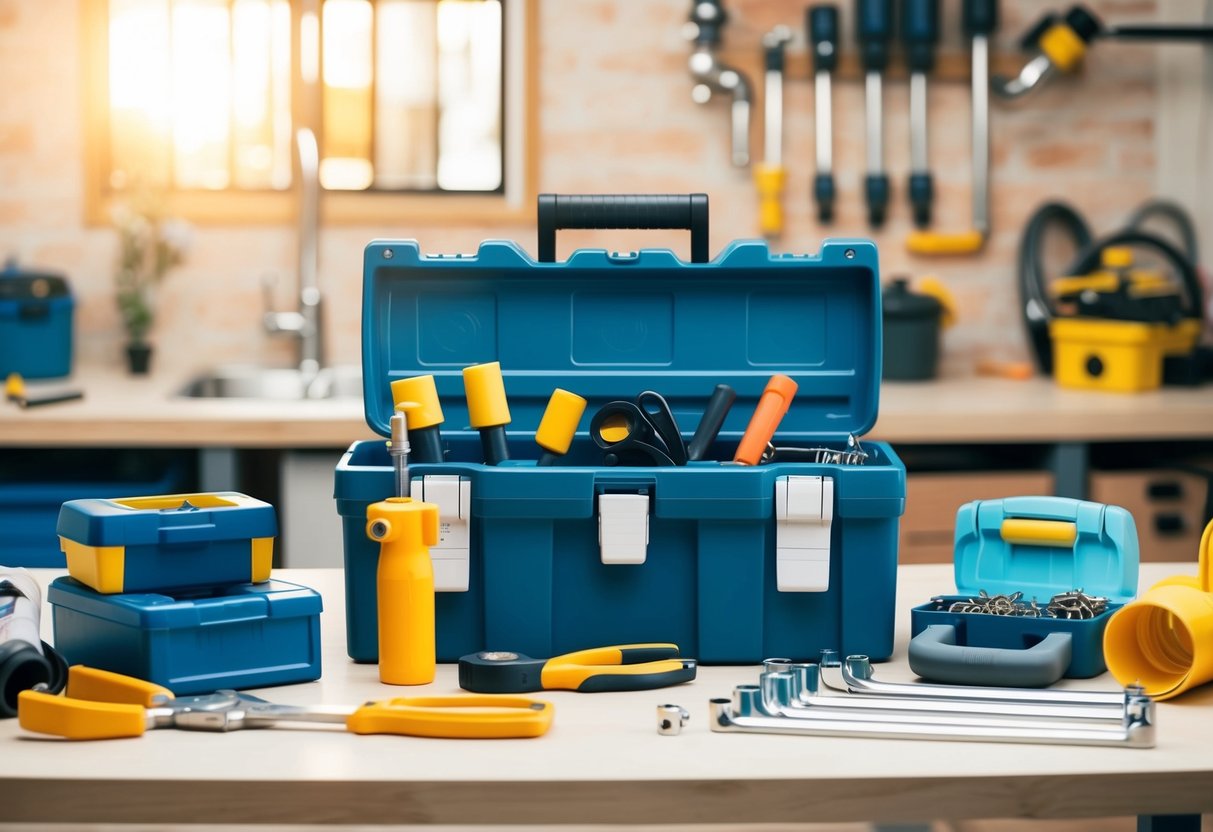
top-left (1124, 199), bottom-right (1200, 264)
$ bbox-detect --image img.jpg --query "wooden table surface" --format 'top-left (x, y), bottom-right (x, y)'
top-left (3, 563), bottom-right (1212, 826)
top-left (2, 362), bottom-right (1211, 447)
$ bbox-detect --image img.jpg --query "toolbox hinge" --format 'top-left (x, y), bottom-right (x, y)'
top-left (775, 476), bottom-right (834, 592)
top-left (409, 475), bottom-right (471, 592)
top-left (598, 493), bottom-right (650, 565)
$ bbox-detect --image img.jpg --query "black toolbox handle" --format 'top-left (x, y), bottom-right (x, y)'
top-left (537, 194), bottom-right (710, 264)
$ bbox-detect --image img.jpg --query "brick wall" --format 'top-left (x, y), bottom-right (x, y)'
top-left (0, 0), bottom-right (1162, 376)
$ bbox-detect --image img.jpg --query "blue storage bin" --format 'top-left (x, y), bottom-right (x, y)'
top-left (48, 576), bottom-right (323, 695)
top-left (910, 496), bottom-right (1139, 682)
top-left (0, 260), bottom-right (74, 379)
top-left (0, 450), bottom-right (189, 568)
top-left (56, 492), bottom-right (277, 594)
top-left (336, 195), bottom-right (906, 665)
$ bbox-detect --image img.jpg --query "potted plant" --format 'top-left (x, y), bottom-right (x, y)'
top-left (112, 196), bottom-right (189, 374)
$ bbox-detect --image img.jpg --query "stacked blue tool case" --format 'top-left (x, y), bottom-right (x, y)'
top-left (909, 496), bottom-right (1139, 683)
top-left (47, 492), bottom-right (322, 694)
top-left (335, 194), bottom-right (906, 665)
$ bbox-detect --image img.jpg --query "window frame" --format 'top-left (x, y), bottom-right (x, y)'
top-left (81, 0), bottom-right (537, 226)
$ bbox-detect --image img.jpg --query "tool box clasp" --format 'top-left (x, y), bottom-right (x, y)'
top-left (775, 476), bottom-right (834, 592)
top-left (409, 475), bottom-right (471, 592)
top-left (597, 493), bottom-right (650, 565)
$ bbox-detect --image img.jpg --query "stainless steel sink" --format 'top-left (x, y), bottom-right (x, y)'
top-left (178, 365), bottom-right (363, 400)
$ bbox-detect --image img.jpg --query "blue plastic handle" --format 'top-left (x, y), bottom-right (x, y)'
top-left (908, 624), bottom-right (1072, 688)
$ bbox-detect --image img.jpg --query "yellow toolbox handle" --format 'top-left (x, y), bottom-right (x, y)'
top-left (18, 690), bottom-right (148, 740)
top-left (906, 230), bottom-right (986, 256)
top-left (346, 696), bottom-right (554, 739)
top-left (999, 519), bottom-right (1078, 548)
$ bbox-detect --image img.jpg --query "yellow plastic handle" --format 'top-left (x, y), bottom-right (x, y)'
top-left (18, 690), bottom-right (148, 740)
top-left (754, 164), bottom-right (786, 238)
top-left (462, 362), bottom-right (511, 429)
top-left (346, 696), bottom-right (554, 739)
top-left (66, 665), bottom-right (174, 707)
top-left (906, 230), bottom-right (986, 256)
top-left (536, 389), bottom-right (588, 455)
top-left (1000, 519), bottom-right (1077, 548)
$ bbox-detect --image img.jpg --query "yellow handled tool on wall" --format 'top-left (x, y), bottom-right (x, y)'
top-left (754, 25), bottom-right (791, 238)
top-left (18, 665), bottom-right (554, 740)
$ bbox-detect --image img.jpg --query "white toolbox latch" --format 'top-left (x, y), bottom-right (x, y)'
top-left (409, 475), bottom-right (471, 591)
top-left (775, 476), bottom-right (834, 592)
top-left (598, 493), bottom-right (650, 565)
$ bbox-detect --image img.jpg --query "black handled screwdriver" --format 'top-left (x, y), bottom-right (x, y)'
top-left (856, 0), bottom-right (894, 228)
top-left (903, 0), bottom-right (940, 228)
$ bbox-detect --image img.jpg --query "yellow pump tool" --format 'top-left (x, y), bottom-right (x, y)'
top-left (19, 665), bottom-right (554, 740)
top-left (535, 388), bottom-right (587, 466)
top-left (1104, 519), bottom-right (1213, 701)
top-left (367, 497), bottom-right (441, 686)
top-left (906, 0), bottom-right (995, 256)
top-left (754, 25), bottom-right (791, 238)
top-left (463, 361), bottom-right (512, 465)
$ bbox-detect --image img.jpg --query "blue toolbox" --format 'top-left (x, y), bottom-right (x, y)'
top-left (47, 576), bottom-right (322, 695)
top-left (0, 259), bottom-right (74, 379)
top-left (335, 194), bottom-right (906, 665)
top-left (909, 496), bottom-right (1139, 686)
top-left (56, 492), bottom-right (276, 594)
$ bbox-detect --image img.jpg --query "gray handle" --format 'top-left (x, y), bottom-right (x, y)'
top-left (908, 625), bottom-right (1072, 688)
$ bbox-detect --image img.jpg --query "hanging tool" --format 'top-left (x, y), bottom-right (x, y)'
top-left (996, 5), bottom-right (1213, 99)
top-left (686, 383), bottom-right (736, 462)
top-left (535, 388), bottom-right (587, 466)
top-left (685, 0), bottom-right (752, 167)
top-left (856, 0), bottom-right (893, 228)
top-left (367, 497), bottom-right (440, 686)
top-left (458, 644), bottom-right (696, 694)
top-left (463, 361), bottom-right (511, 465)
top-left (808, 5), bottom-right (839, 223)
top-left (390, 375), bottom-right (445, 464)
top-left (902, 0), bottom-right (940, 228)
top-left (590, 391), bottom-right (687, 467)
top-left (754, 25), bottom-right (792, 237)
top-left (733, 374), bottom-right (798, 466)
top-left (906, 0), bottom-right (996, 255)
top-left (18, 665), bottom-right (554, 740)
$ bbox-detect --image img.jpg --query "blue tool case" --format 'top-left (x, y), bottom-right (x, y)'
top-left (335, 194), bottom-right (906, 665)
top-left (0, 260), bottom-right (74, 379)
top-left (909, 496), bottom-right (1139, 685)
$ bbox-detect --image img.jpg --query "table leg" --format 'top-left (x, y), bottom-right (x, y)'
top-left (1050, 441), bottom-right (1089, 499)
top-left (199, 448), bottom-right (239, 492)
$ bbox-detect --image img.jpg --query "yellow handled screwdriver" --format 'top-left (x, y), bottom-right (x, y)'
top-left (463, 362), bottom-right (511, 465)
top-left (535, 388), bottom-right (587, 466)
top-left (754, 26), bottom-right (791, 238)
top-left (19, 665), bottom-right (554, 740)
top-left (368, 497), bottom-right (441, 686)
top-left (390, 375), bottom-right (445, 463)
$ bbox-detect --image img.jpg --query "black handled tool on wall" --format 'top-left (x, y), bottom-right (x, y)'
top-left (856, 0), bottom-right (894, 228)
top-left (808, 5), bottom-right (839, 223)
top-left (902, 0), bottom-right (940, 228)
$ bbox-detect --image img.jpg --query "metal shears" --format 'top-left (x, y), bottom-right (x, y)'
top-left (458, 643), bottom-right (697, 694)
top-left (590, 391), bottom-right (687, 466)
top-left (18, 666), bottom-right (553, 740)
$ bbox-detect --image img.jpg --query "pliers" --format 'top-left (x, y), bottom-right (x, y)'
top-left (458, 643), bottom-right (697, 694)
top-left (18, 665), bottom-right (553, 740)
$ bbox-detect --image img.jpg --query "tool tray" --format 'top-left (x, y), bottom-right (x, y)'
top-left (335, 194), bottom-right (906, 664)
top-left (909, 496), bottom-right (1139, 685)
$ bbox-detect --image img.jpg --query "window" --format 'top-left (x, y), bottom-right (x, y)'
top-left (82, 0), bottom-right (534, 224)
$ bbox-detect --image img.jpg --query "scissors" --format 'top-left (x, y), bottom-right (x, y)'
top-left (590, 391), bottom-right (688, 466)
top-left (18, 665), bottom-right (553, 740)
top-left (458, 643), bottom-right (697, 694)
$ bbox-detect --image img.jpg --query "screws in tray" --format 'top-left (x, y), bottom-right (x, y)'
top-left (945, 589), bottom-right (1108, 619)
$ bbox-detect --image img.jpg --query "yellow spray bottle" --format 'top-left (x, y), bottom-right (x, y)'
top-left (367, 497), bottom-right (440, 685)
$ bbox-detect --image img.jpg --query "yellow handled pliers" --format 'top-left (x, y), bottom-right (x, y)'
top-left (458, 643), bottom-right (697, 693)
top-left (18, 666), bottom-right (553, 741)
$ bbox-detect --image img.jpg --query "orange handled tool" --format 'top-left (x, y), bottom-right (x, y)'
top-left (733, 375), bottom-right (798, 465)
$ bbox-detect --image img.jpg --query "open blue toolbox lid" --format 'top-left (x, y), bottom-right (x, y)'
top-left (362, 195), bottom-right (881, 447)
top-left (953, 496), bottom-right (1139, 604)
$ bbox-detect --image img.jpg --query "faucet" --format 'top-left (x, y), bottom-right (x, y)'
top-left (685, 0), bottom-right (752, 167)
top-left (264, 126), bottom-right (323, 376)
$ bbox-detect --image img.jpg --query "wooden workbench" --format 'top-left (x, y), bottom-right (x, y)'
top-left (3, 564), bottom-right (1211, 826)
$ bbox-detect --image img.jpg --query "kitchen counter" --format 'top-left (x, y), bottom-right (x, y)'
top-left (3, 362), bottom-right (1211, 448)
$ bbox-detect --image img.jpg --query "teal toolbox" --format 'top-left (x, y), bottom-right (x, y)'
top-left (909, 496), bottom-right (1139, 686)
top-left (47, 577), bottom-right (322, 695)
top-left (335, 194), bottom-right (906, 664)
